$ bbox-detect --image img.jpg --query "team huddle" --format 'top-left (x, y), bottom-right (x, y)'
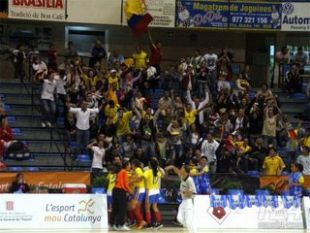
top-left (107, 157), bottom-right (197, 232)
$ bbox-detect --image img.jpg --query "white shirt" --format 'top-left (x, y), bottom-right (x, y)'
top-left (180, 176), bottom-right (196, 200)
top-left (201, 139), bottom-right (219, 163)
top-left (204, 53), bottom-right (218, 71)
top-left (297, 155), bottom-right (310, 175)
top-left (55, 75), bottom-right (67, 95)
top-left (32, 61), bottom-right (47, 73)
top-left (41, 79), bottom-right (56, 101)
top-left (69, 107), bottom-right (99, 130)
top-left (187, 90), bottom-right (210, 124)
top-left (91, 146), bottom-right (105, 169)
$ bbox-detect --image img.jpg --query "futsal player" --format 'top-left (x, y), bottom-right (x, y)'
top-left (165, 164), bottom-right (197, 233)
top-left (144, 158), bottom-right (164, 229)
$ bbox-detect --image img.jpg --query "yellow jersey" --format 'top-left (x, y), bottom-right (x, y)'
top-left (184, 109), bottom-right (198, 126)
top-left (106, 173), bottom-right (116, 195)
top-left (108, 75), bottom-right (120, 90)
top-left (133, 167), bottom-right (145, 190)
top-left (104, 104), bottom-right (119, 118)
top-left (132, 51), bottom-right (148, 69)
top-left (262, 155), bottom-right (285, 175)
top-left (117, 111), bottom-right (133, 136)
top-left (144, 168), bottom-right (162, 195)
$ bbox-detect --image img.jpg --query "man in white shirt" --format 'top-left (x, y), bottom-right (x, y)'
top-left (69, 101), bottom-right (99, 153)
top-left (41, 72), bottom-right (57, 127)
top-left (87, 140), bottom-right (106, 181)
top-left (32, 56), bottom-right (47, 80)
top-left (204, 49), bottom-right (218, 96)
top-left (296, 146), bottom-right (310, 175)
top-left (200, 133), bottom-right (219, 173)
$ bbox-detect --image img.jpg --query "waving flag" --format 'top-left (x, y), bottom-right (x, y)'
top-left (124, 0), bottom-right (153, 36)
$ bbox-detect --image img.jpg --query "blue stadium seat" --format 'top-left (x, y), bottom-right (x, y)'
top-left (57, 117), bottom-right (65, 125)
top-left (8, 167), bottom-right (23, 172)
top-left (12, 128), bottom-right (22, 136)
top-left (4, 105), bottom-right (11, 111)
top-left (227, 189), bottom-right (244, 195)
top-left (27, 167), bottom-right (40, 172)
top-left (255, 189), bottom-right (270, 195)
top-left (92, 188), bottom-right (106, 194)
top-left (76, 154), bottom-right (91, 162)
top-left (247, 170), bottom-right (261, 178)
top-left (7, 116), bottom-right (16, 124)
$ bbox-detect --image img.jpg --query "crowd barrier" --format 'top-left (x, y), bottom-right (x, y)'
top-left (1, 193), bottom-right (310, 230)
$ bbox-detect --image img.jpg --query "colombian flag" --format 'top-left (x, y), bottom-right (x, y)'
top-left (125, 0), bottom-right (153, 36)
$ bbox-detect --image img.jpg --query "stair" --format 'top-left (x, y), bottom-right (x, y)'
top-left (0, 79), bottom-right (89, 171)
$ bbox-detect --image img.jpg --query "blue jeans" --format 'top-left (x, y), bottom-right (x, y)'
top-left (41, 99), bottom-right (56, 123)
top-left (77, 129), bottom-right (90, 154)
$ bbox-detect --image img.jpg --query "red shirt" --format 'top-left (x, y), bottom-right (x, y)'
top-left (149, 46), bottom-right (161, 66)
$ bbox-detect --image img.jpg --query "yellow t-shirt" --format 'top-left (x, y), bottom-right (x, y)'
top-left (303, 136), bottom-right (310, 148)
top-left (108, 75), bottom-right (120, 90)
top-left (298, 175), bottom-right (305, 184)
top-left (202, 165), bottom-right (209, 173)
top-left (144, 169), bottom-right (162, 192)
top-left (133, 51), bottom-right (148, 69)
top-left (104, 105), bottom-right (119, 118)
top-left (107, 88), bottom-right (119, 105)
top-left (184, 109), bottom-right (198, 126)
top-left (134, 167), bottom-right (145, 189)
top-left (106, 173), bottom-right (116, 195)
top-left (235, 141), bottom-right (252, 154)
top-left (262, 155), bottom-right (286, 175)
top-left (117, 111), bottom-right (133, 136)
top-left (190, 166), bottom-right (198, 176)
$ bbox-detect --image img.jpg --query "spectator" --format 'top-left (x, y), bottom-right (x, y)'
top-left (288, 162), bottom-right (304, 197)
top-left (285, 64), bottom-right (302, 93)
top-left (69, 101), bottom-right (99, 153)
top-left (262, 146), bottom-right (285, 175)
top-left (65, 41), bottom-right (78, 61)
top-left (203, 48), bottom-right (218, 96)
top-left (87, 140), bottom-right (107, 181)
top-left (296, 146), bottom-right (310, 175)
top-left (149, 33), bottom-right (162, 75)
top-left (12, 44), bottom-right (26, 81)
top-left (90, 40), bottom-right (106, 68)
top-left (200, 133), bottom-right (219, 173)
top-left (108, 50), bottom-right (124, 67)
top-left (10, 173), bottom-right (30, 193)
top-left (47, 43), bottom-right (57, 70)
top-left (273, 46), bottom-right (289, 88)
top-left (32, 56), bottom-right (48, 81)
top-left (292, 46), bottom-right (309, 73)
top-left (132, 45), bottom-right (148, 70)
top-left (41, 72), bottom-right (57, 127)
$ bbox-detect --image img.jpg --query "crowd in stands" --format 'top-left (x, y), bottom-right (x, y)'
top-left (1, 39), bottom-right (310, 181)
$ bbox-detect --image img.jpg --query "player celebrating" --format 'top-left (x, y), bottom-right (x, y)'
top-left (130, 159), bottom-right (147, 229)
top-left (165, 164), bottom-right (197, 233)
top-left (144, 158), bottom-right (164, 229)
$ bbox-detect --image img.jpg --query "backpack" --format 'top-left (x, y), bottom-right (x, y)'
top-left (5, 141), bottom-right (31, 161)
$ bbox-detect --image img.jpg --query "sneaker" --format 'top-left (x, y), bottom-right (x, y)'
top-left (46, 121), bottom-right (52, 127)
top-left (145, 224), bottom-right (153, 230)
top-left (113, 224), bottom-right (119, 231)
top-left (118, 225), bottom-right (130, 231)
top-left (153, 222), bottom-right (164, 230)
top-left (127, 220), bottom-right (136, 227)
top-left (41, 122), bottom-right (46, 128)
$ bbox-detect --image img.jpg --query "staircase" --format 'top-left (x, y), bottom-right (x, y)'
top-left (0, 79), bottom-right (91, 171)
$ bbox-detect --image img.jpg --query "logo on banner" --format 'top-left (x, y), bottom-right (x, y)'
top-left (78, 199), bottom-right (95, 214)
top-left (282, 3), bottom-right (294, 15)
top-left (208, 195), bottom-right (231, 224)
top-left (6, 201), bottom-right (14, 211)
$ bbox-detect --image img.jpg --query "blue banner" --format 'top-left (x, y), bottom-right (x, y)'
top-left (176, 1), bottom-right (229, 28)
top-left (229, 2), bottom-right (282, 30)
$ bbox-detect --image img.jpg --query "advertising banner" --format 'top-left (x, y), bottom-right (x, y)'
top-left (0, 194), bottom-right (108, 229)
top-left (8, 0), bottom-right (66, 21)
top-left (146, 0), bottom-right (176, 27)
top-left (176, 0), bottom-right (229, 28)
top-left (122, 0), bottom-right (176, 28)
top-left (229, 2), bottom-right (281, 30)
top-left (281, 2), bottom-right (310, 31)
top-left (302, 197), bottom-right (310, 229)
top-left (194, 195), bottom-right (303, 229)
top-left (0, 172), bottom-right (90, 193)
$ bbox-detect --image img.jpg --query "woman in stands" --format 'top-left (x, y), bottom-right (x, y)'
top-left (144, 158), bottom-right (164, 230)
